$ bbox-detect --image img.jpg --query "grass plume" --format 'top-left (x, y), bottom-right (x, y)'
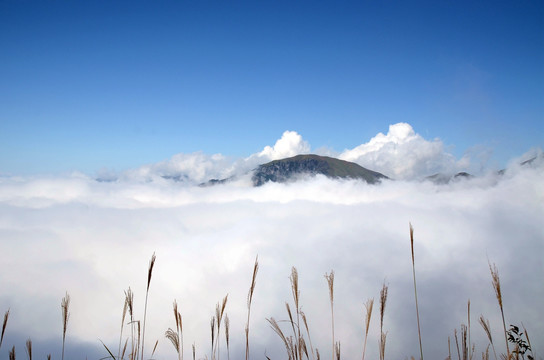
top-left (166, 300), bottom-right (183, 360)
top-left (246, 256), bottom-right (259, 360)
top-left (125, 287), bottom-right (136, 359)
top-left (25, 338), bottom-right (32, 360)
top-left (291, 267), bottom-right (302, 360)
top-left (478, 315), bottom-right (497, 360)
top-left (214, 294), bottom-right (228, 360)
top-left (141, 252), bottom-right (156, 360)
top-left (1, 308), bottom-right (9, 351)
top-left (488, 261), bottom-right (509, 358)
top-left (361, 298), bottom-right (373, 360)
top-left (210, 315), bottom-right (215, 358)
top-left (324, 270), bottom-right (335, 360)
top-left (379, 282), bottom-right (388, 360)
top-left (225, 313), bottom-right (230, 360)
top-left (61, 292), bottom-right (70, 360)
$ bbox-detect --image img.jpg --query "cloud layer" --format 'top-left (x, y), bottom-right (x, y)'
top-left (0, 145), bottom-right (542, 359)
top-left (101, 123), bottom-right (498, 185)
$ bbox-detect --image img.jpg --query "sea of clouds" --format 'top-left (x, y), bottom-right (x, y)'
top-left (0, 123), bottom-right (542, 359)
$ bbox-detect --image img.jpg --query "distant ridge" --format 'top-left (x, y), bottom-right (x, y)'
top-left (425, 171), bottom-right (474, 184)
top-left (251, 154), bottom-right (388, 186)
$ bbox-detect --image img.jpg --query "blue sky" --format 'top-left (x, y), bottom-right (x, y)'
top-left (1, 0), bottom-right (543, 174)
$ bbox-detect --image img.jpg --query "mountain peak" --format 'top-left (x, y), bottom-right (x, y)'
top-left (251, 154), bottom-right (388, 186)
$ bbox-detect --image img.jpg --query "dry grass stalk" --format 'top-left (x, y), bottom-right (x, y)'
top-left (286, 336), bottom-right (296, 360)
top-left (119, 293), bottom-right (129, 360)
top-left (521, 323), bottom-right (535, 360)
top-left (192, 343), bottom-right (196, 360)
top-left (301, 311), bottom-right (316, 360)
top-left (177, 301), bottom-right (184, 360)
top-left (379, 332), bottom-right (387, 360)
top-left (300, 336), bottom-right (309, 359)
top-left (448, 336), bottom-right (451, 360)
top-left (141, 252), bottom-right (156, 360)
top-left (225, 313), bottom-right (230, 360)
top-left (482, 345), bottom-right (490, 360)
top-left (125, 287), bottom-right (135, 359)
top-left (9, 345), bottom-right (15, 360)
top-left (285, 302), bottom-right (297, 353)
top-left (121, 338), bottom-right (129, 360)
top-left (100, 339), bottom-right (116, 359)
top-left (214, 294), bottom-right (228, 360)
top-left (151, 339), bottom-right (159, 357)
top-left (166, 300), bottom-right (183, 360)
top-left (1, 308), bottom-right (9, 351)
top-left (409, 224), bottom-right (424, 360)
top-left (334, 342), bottom-right (341, 360)
top-left (462, 325), bottom-right (468, 360)
top-left (165, 328), bottom-right (180, 359)
top-left (25, 338), bottom-right (32, 360)
top-left (361, 298), bottom-right (373, 360)
top-left (379, 282), bottom-right (388, 360)
top-left (478, 315), bottom-right (497, 360)
top-left (455, 329), bottom-right (461, 360)
top-left (61, 291), bottom-right (70, 360)
top-left (210, 316), bottom-right (216, 359)
top-left (468, 300), bottom-right (472, 360)
top-left (291, 267), bottom-right (303, 360)
top-left (246, 256), bottom-right (259, 360)
top-left (136, 320), bottom-right (141, 360)
top-left (324, 270), bottom-right (335, 360)
top-left (488, 261), bottom-right (509, 357)
top-left (267, 317), bottom-right (292, 359)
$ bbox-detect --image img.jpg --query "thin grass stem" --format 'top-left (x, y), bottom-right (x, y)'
top-left (141, 252), bottom-right (156, 360)
top-left (410, 224), bottom-right (424, 360)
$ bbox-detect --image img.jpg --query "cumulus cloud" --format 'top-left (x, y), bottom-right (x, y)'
top-left (0, 160), bottom-right (542, 359)
top-left (255, 130), bottom-right (311, 161)
top-left (104, 124), bottom-right (486, 185)
top-left (340, 123), bottom-right (467, 179)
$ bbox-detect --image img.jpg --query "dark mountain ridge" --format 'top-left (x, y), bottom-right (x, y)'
top-left (251, 154), bottom-right (388, 186)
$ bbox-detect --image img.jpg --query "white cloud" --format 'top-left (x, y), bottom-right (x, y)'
top-left (106, 124), bottom-right (480, 185)
top-left (250, 130), bottom-right (311, 162)
top-left (119, 151), bottom-right (233, 184)
top-left (110, 131), bottom-right (311, 185)
top-left (340, 123), bottom-right (466, 179)
top-left (0, 161), bottom-right (542, 360)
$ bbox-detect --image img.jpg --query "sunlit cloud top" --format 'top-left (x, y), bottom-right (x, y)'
top-left (81, 123), bottom-right (538, 186)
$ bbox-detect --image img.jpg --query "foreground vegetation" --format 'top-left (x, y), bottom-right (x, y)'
top-left (0, 225), bottom-right (537, 360)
